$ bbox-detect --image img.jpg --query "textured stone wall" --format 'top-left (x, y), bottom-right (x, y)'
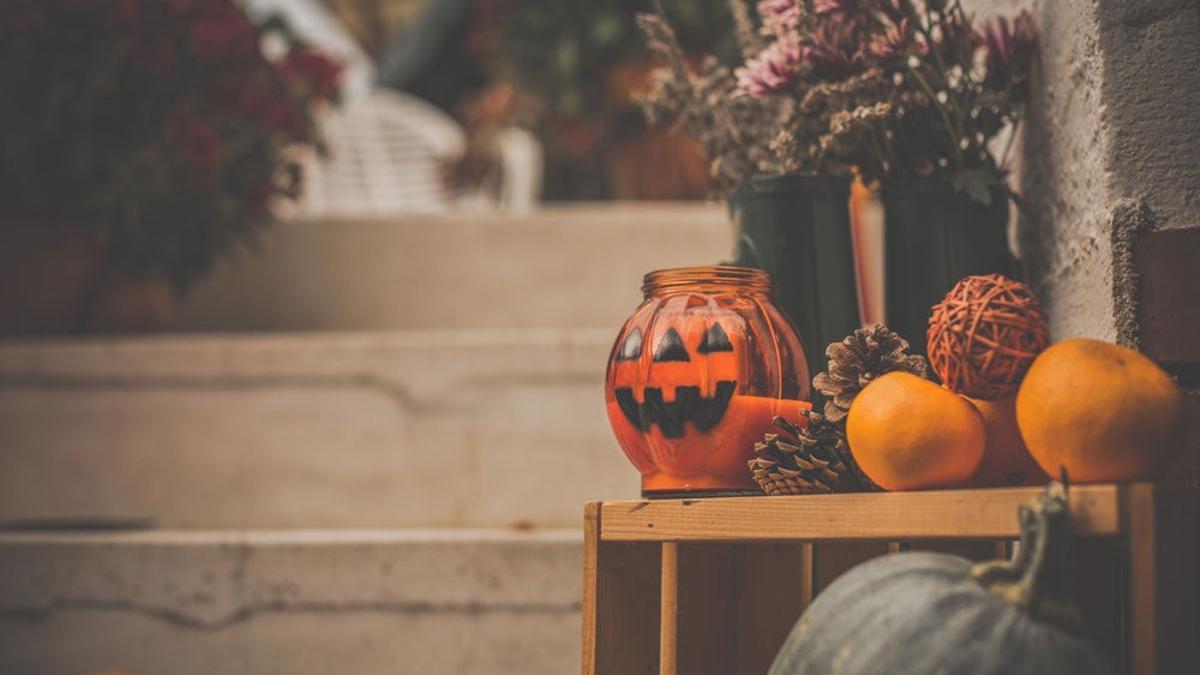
top-left (1098, 0), bottom-right (1200, 232)
top-left (1003, 0), bottom-right (1200, 340)
top-left (998, 0), bottom-right (1200, 486)
top-left (1014, 0), bottom-right (1115, 340)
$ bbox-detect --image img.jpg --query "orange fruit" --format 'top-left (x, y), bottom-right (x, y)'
top-left (1015, 338), bottom-right (1182, 483)
top-left (847, 372), bottom-right (986, 490)
top-left (967, 396), bottom-right (1049, 487)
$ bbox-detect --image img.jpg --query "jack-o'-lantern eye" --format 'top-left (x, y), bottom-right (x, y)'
top-left (652, 328), bottom-right (690, 362)
top-left (697, 323), bottom-right (733, 354)
top-left (616, 328), bottom-right (643, 361)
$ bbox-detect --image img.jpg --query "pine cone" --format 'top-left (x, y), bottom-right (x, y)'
top-left (749, 413), bottom-right (876, 494)
top-left (808, 412), bottom-right (882, 493)
top-left (812, 324), bottom-right (928, 424)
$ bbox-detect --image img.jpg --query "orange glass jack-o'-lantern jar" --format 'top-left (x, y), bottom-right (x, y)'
top-left (605, 266), bottom-right (813, 497)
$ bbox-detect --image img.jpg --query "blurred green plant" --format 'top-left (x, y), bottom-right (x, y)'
top-left (482, 0), bottom-right (741, 124)
top-left (462, 0), bottom-right (742, 199)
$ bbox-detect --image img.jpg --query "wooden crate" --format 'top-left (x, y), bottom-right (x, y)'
top-left (581, 484), bottom-right (1197, 675)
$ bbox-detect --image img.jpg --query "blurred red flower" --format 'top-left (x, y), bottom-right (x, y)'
top-left (281, 47), bottom-right (344, 103)
top-left (0, 0), bottom-right (344, 289)
top-left (191, 2), bottom-right (258, 61)
top-left (168, 111), bottom-right (222, 183)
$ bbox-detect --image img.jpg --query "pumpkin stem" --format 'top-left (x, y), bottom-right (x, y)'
top-left (970, 481), bottom-right (1084, 634)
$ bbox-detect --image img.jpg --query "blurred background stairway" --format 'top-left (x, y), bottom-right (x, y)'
top-left (0, 2), bottom-right (733, 672)
top-left (0, 204), bottom-right (730, 674)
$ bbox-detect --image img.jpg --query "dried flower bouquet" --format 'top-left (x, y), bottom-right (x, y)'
top-left (639, 0), bottom-right (1035, 203)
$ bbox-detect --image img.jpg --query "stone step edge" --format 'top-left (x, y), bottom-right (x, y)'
top-left (1, 528), bottom-right (584, 628)
top-left (0, 326), bottom-right (617, 357)
top-left (0, 327), bottom-right (615, 380)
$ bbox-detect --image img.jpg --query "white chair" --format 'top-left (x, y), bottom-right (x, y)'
top-left (298, 90), bottom-right (466, 216)
top-left (240, 0), bottom-right (542, 216)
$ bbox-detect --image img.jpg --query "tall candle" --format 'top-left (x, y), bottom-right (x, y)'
top-left (607, 393), bottom-right (812, 493)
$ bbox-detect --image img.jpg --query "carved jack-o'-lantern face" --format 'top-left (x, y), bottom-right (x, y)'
top-left (612, 321), bottom-right (738, 438)
top-left (605, 287), bottom-right (811, 495)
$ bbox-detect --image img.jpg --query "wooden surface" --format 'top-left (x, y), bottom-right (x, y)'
top-left (1073, 537), bottom-right (1128, 670)
top-left (673, 544), bottom-right (737, 674)
top-left (585, 484), bottom-right (1198, 675)
top-left (731, 543), bottom-right (812, 674)
top-left (1127, 484), bottom-right (1198, 675)
top-left (659, 542), bottom-right (678, 675)
top-left (657, 542), bottom-right (813, 675)
top-left (581, 503), bottom-right (599, 673)
top-left (811, 543), bottom-right (893, 591)
top-left (597, 485), bottom-right (1126, 542)
top-left (905, 539), bottom-right (1009, 561)
top-left (583, 504), bottom-right (662, 675)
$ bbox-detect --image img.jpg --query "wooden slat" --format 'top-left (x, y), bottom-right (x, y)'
top-left (1128, 484), bottom-right (1198, 675)
top-left (1073, 537), bottom-right (1128, 673)
top-left (659, 542), bottom-right (678, 675)
top-left (600, 485), bottom-right (1126, 542)
top-left (674, 544), bottom-right (737, 675)
top-left (731, 543), bottom-right (812, 675)
top-left (660, 543), bottom-right (811, 675)
top-left (582, 502), bottom-right (600, 674)
top-left (588, 486), bottom-right (1198, 674)
top-left (905, 540), bottom-right (1008, 561)
top-left (583, 503), bottom-right (661, 675)
top-left (811, 542), bottom-right (893, 592)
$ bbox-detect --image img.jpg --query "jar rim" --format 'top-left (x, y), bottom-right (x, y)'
top-left (642, 265), bottom-right (773, 296)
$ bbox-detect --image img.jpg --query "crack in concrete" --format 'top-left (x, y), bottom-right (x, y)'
top-left (3, 598), bottom-right (583, 631)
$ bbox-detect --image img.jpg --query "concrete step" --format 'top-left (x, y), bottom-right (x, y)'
top-left (175, 203), bottom-right (731, 332)
top-left (0, 329), bottom-right (638, 528)
top-left (0, 528), bottom-right (582, 675)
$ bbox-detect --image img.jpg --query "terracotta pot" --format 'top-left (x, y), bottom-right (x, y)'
top-left (608, 130), bottom-right (711, 200)
top-left (0, 220), bottom-right (175, 336)
top-left (86, 277), bottom-right (176, 334)
top-left (0, 220), bottom-right (106, 336)
top-left (605, 62), bottom-right (713, 200)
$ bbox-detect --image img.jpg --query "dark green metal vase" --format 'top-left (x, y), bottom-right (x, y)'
top-left (881, 178), bottom-right (1012, 355)
top-left (730, 174), bottom-right (861, 378)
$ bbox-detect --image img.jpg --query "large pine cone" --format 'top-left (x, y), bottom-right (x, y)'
top-left (812, 324), bottom-right (928, 424)
top-left (749, 413), bottom-right (878, 495)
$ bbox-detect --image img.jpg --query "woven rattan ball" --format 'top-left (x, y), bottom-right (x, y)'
top-left (927, 274), bottom-right (1049, 400)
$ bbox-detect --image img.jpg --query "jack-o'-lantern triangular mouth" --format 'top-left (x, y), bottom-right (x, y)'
top-left (613, 381), bottom-right (736, 438)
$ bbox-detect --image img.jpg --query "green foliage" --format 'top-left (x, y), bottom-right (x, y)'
top-left (486, 0), bottom-right (742, 124)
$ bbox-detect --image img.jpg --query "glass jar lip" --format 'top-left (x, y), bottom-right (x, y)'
top-left (642, 265), bottom-right (773, 296)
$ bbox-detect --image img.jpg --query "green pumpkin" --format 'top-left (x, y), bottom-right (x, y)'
top-left (769, 483), bottom-right (1112, 675)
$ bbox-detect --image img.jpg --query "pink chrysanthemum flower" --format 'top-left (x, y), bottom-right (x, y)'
top-left (735, 34), bottom-right (805, 96)
top-left (805, 16), bottom-right (864, 77)
top-left (757, 0), bottom-right (802, 38)
top-left (812, 0), bottom-right (847, 14)
top-left (979, 10), bottom-right (1036, 91)
top-left (869, 17), bottom-right (912, 63)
